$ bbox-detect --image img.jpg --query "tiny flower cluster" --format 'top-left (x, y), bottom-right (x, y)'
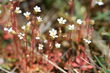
top-left (38, 44), bottom-right (44, 50)
top-left (18, 33), bottom-right (25, 40)
top-left (15, 5), bottom-right (42, 19)
top-left (21, 21), bottom-right (31, 31)
top-left (38, 42), bottom-right (61, 50)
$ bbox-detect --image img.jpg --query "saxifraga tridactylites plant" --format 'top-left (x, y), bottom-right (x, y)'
top-left (1, 0), bottom-right (95, 73)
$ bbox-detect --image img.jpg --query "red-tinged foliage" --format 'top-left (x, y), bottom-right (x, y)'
top-left (39, 49), bottom-right (62, 71)
top-left (65, 46), bottom-right (93, 72)
top-left (46, 49), bottom-right (62, 63)
top-left (3, 32), bottom-right (12, 40)
top-left (4, 44), bottom-right (14, 55)
top-left (72, 52), bottom-right (93, 70)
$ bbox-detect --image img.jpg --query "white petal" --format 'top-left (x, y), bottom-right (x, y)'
top-left (21, 25), bottom-right (26, 30)
top-left (35, 37), bottom-right (40, 40)
top-left (4, 28), bottom-right (8, 31)
top-left (37, 16), bottom-right (43, 22)
top-left (57, 17), bottom-right (67, 24)
top-left (55, 43), bottom-right (61, 48)
top-left (0, 10), bottom-right (2, 14)
top-left (34, 6), bottom-right (41, 12)
top-left (76, 19), bottom-right (83, 24)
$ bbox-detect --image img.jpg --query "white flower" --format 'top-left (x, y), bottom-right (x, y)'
top-left (8, 27), bottom-right (13, 32)
top-left (21, 25), bottom-right (26, 30)
top-left (23, 12), bottom-right (31, 17)
top-left (49, 28), bottom-right (58, 38)
top-left (95, 1), bottom-right (104, 6)
top-left (15, 7), bottom-right (22, 13)
top-left (35, 37), bottom-right (40, 40)
top-left (34, 6), bottom-right (41, 12)
top-left (0, 10), bottom-right (2, 14)
top-left (37, 16), bottom-right (43, 22)
top-left (83, 39), bottom-right (91, 44)
top-left (38, 44), bottom-right (43, 50)
top-left (4, 27), bottom-right (14, 33)
top-left (4, 27), bottom-right (8, 31)
top-left (76, 19), bottom-right (83, 24)
top-left (68, 25), bottom-right (75, 30)
top-left (55, 43), bottom-right (61, 48)
top-left (44, 40), bottom-right (48, 43)
top-left (18, 33), bottom-right (25, 39)
top-left (26, 21), bottom-right (31, 26)
top-left (57, 17), bottom-right (67, 24)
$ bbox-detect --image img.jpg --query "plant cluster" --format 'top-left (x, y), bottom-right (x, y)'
top-left (0, 0), bottom-right (105, 73)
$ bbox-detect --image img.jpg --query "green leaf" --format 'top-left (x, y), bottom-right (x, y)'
top-left (74, 0), bottom-right (86, 19)
top-left (94, 11), bottom-right (110, 21)
top-left (94, 56), bottom-right (110, 73)
top-left (0, 64), bottom-right (11, 70)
